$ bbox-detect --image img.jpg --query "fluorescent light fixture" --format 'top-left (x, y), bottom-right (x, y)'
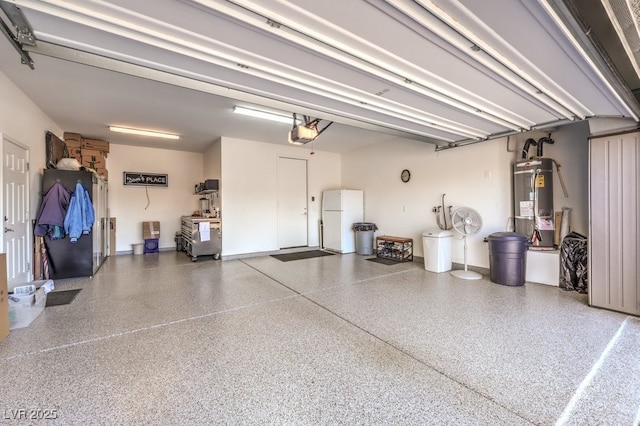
top-left (233, 106), bottom-right (296, 124)
top-left (109, 126), bottom-right (180, 139)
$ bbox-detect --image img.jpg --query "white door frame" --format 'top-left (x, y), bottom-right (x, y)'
top-left (1, 133), bottom-right (32, 285)
top-left (277, 156), bottom-right (308, 249)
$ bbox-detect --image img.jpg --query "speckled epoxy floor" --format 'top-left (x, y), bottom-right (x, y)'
top-left (1, 251), bottom-right (638, 425)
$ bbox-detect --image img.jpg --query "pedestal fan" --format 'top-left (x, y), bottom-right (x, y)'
top-left (450, 207), bottom-right (483, 280)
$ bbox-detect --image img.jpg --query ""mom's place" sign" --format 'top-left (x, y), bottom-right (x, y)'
top-left (123, 171), bottom-right (168, 187)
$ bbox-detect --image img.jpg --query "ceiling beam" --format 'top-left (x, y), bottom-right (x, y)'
top-left (24, 41), bottom-right (448, 145)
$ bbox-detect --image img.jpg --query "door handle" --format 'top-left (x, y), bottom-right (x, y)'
top-left (5, 227), bottom-right (14, 233)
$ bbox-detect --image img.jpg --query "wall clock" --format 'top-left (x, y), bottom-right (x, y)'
top-left (401, 169), bottom-right (411, 183)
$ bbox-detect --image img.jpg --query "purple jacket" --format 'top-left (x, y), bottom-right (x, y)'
top-left (34, 182), bottom-right (72, 237)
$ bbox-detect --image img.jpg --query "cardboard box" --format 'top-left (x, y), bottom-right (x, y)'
top-left (143, 221), bottom-right (160, 239)
top-left (64, 139), bottom-right (82, 149)
top-left (554, 211), bottom-right (563, 246)
top-left (81, 159), bottom-right (105, 170)
top-left (63, 132), bottom-right (83, 143)
top-left (82, 138), bottom-right (110, 153)
top-left (81, 148), bottom-right (105, 161)
top-left (81, 149), bottom-right (106, 169)
top-left (109, 218), bottom-right (116, 256)
top-left (96, 168), bottom-right (108, 181)
top-left (67, 146), bottom-right (83, 161)
top-left (0, 254), bottom-right (9, 342)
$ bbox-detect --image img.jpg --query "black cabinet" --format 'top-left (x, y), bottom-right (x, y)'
top-left (40, 169), bottom-right (107, 278)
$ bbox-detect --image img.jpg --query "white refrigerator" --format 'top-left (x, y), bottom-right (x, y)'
top-left (322, 189), bottom-right (364, 253)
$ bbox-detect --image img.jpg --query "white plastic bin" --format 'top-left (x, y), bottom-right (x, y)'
top-left (422, 229), bottom-right (453, 272)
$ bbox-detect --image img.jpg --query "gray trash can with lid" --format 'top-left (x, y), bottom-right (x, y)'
top-left (175, 232), bottom-right (184, 252)
top-left (487, 232), bottom-right (529, 286)
top-left (353, 222), bottom-right (378, 255)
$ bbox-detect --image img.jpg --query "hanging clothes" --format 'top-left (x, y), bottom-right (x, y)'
top-left (64, 182), bottom-right (95, 243)
top-left (34, 181), bottom-right (72, 239)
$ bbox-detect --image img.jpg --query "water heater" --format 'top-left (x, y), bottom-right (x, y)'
top-left (513, 158), bottom-right (554, 247)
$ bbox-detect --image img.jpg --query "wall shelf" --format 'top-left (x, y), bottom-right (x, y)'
top-left (194, 179), bottom-right (219, 195)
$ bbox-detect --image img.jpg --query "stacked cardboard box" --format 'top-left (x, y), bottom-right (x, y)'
top-left (143, 221), bottom-right (160, 239)
top-left (63, 132), bottom-right (109, 180)
top-left (64, 133), bottom-right (83, 161)
top-left (81, 149), bottom-right (106, 169)
top-left (143, 221), bottom-right (160, 255)
top-left (83, 138), bottom-right (110, 152)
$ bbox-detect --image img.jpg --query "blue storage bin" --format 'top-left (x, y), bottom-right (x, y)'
top-left (144, 238), bottom-right (159, 254)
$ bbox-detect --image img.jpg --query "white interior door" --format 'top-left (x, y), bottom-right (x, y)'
top-left (277, 157), bottom-right (308, 248)
top-left (2, 135), bottom-right (31, 286)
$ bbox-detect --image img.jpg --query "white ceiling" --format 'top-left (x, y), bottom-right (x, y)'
top-left (0, 0), bottom-right (638, 154)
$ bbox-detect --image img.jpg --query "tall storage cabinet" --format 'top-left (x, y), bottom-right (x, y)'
top-left (41, 169), bottom-right (108, 278)
top-left (589, 132), bottom-right (640, 315)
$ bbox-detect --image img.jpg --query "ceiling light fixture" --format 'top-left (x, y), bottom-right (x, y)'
top-left (233, 106), bottom-right (297, 124)
top-left (109, 126), bottom-right (180, 139)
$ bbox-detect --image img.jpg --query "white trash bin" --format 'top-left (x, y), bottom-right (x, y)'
top-left (422, 229), bottom-right (453, 272)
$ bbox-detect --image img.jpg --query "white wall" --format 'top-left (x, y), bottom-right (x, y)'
top-left (220, 137), bottom-right (340, 256)
top-left (342, 122), bottom-right (589, 268)
top-left (203, 138), bottom-right (222, 213)
top-left (108, 144), bottom-right (203, 251)
top-left (547, 121), bottom-right (590, 236)
top-left (342, 137), bottom-right (512, 268)
top-left (0, 71), bottom-right (63, 216)
top-left (0, 68), bottom-right (590, 266)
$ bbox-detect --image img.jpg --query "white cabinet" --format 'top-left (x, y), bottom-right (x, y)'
top-left (589, 132), bottom-right (640, 315)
